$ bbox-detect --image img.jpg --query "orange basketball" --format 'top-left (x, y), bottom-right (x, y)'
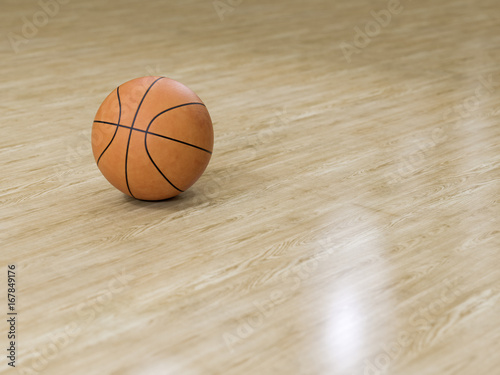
top-left (91, 76), bottom-right (214, 201)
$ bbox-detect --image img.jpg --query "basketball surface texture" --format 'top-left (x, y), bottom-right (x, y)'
top-left (91, 76), bottom-right (214, 201)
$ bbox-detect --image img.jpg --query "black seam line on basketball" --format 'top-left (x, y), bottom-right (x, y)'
top-left (93, 101), bottom-right (211, 153)
top-left (124, 77), bottom-right (164, 198)
top-left (141, 104), bottom-right (208, 192)
top-left (147, 102), bottom-right (210, 154)
top-left (144, 139), bottom-right (184, 192)
top-left (142, 103), bottom-right (208, 192)
top-left (93, 120), bottom-right (212, 154)
top-left (97, 87), bottom-right (121, 166)
top-left (93, 121), bottom-right (212, 154)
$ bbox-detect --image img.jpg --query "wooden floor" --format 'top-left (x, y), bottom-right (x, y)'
top-left (1, 0), bottom-right (499, 374)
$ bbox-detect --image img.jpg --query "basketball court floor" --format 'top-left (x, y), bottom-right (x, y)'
top-left (1, 0), bottom-right (499, 374)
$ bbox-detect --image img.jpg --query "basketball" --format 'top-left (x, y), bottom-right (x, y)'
top-left (91, 76), bottom-right (214, 201)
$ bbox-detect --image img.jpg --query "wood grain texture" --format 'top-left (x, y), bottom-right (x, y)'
top-left (1, 0), bottom-right (499, 374)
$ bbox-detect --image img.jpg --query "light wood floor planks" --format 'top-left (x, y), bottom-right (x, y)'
top-left (1, 0), bottom-right (499, 374)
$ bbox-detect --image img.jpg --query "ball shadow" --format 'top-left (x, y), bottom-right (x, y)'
top-left (121, 189), bottom-right (197, 210)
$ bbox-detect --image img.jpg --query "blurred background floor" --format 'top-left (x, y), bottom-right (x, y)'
top-left (1, 0), bottom-right (499, 374)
